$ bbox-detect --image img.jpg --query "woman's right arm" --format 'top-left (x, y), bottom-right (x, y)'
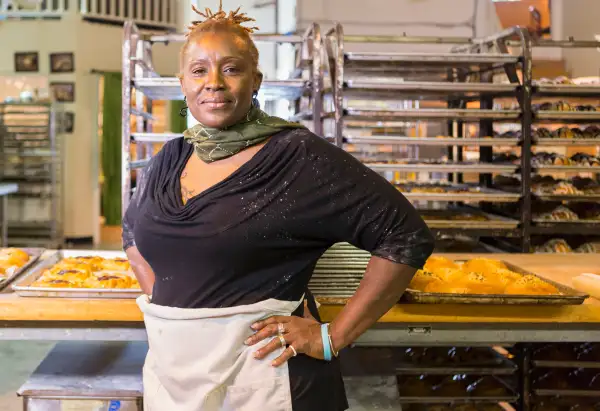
top-left (122, 153), bottom-right (161, 296)
top-left (125, 246), bottom-right (155, 295)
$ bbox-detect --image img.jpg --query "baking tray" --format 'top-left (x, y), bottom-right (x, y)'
top-left (534, 389), bottom-right (600, 398)
top-left (419, 209), bottom-right (519, 230)
top-left (533, 360), bottom-right (600, 369)
top-left (533, 219), bottom-right (600, 225)
top-left (534, 84), bottom-right (600, 96)
top-left (12, 249), bottom-right (142, 298)
top-left (535, 111), bottom-right (600, 123)
top-left (533, 193), bottom-right (600, 202)
top-left (0, 247), bottom-right (44, 291)
top-left (534, 165), bottom-right (600, 172)
top-left (536, 138), bottom-right (600, 147)
top-left (367, 162), bottom-right (518, 173)
top-left (344, 135), bottom-right (518, 147)
top-left (402, 261), bottom-right (589, 305)
top-left (397, 185), bottom-right (520, 202)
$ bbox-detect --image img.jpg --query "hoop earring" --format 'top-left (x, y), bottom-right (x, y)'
top-left (252, 91), bottom-right (260, 109)
top-left (179, 97), bottom-right (188, 117)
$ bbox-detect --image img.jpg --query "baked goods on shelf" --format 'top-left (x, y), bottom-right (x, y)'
top-left (409, 256), bottom-right (561, 296)
top-left (534, 239), bottom-right (573, 253)
top-left (572, 177), bottom-right (600, 194)
top-left (576, 242), bottom-right (600, 253)
top-left (31, 255), bottom-right (140, 289)
top-left (533, 205), bottom-right (579, 221)
top-left (492, 153), bottom-right (520, 164)
top-left (534, 76), bottom-right (575, 85)
top-left (533, 101), bottom-right (598, 111)
top-left (532, 152), bottom-right (600, 167)
top-left (0, 248), bottom-right (31, 280)
top-left (420, 213), bottom-right (489, 222)
top-left (534, 126), bottom-right (600, 139)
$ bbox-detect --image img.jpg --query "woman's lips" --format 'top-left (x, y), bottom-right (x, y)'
top-left (202, 98), bottom-right (232, 109)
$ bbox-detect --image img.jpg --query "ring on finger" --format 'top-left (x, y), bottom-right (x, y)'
top-left (278, 322), bottom-right (285, 334)
top-left (289, 345), bottom-right (297, 357)
top-left (278, 334), bottom-right (286, 347)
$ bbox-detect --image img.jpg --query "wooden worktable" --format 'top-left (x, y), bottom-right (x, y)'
top-left (0, 253), bottom-right (598, 324)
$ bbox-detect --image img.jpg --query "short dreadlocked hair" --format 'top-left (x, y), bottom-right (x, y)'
top-left (180, 1), bottom-right (260, 71)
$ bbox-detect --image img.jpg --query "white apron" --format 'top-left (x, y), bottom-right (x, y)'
top-left (137, 295), bottom-right (304, 411)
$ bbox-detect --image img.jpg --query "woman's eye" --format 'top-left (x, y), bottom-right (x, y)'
top-left (224, 67), bottom-right (239, 73)
top-left (192, 68), bottom-right (207, 75)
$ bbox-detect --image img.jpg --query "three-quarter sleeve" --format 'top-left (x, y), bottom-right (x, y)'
top-left (122, 155), bottom-right (160, 251)
top-left (301, 136), bottom-right (435, 269)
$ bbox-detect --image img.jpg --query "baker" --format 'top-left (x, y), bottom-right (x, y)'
top-left (122, 3), bottom-right (435, 410)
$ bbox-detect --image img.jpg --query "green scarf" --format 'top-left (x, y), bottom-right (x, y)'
top-left (183, 106), bottom-right (306, 163)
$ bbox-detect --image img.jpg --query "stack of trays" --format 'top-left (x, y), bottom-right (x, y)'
top-left (531, 343), bottom-right (600, 410)
top-left (341, 346), bottom-right (518, 410)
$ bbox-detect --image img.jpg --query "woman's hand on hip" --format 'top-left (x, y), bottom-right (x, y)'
top-left (245, 311), bottom-right (324, 366)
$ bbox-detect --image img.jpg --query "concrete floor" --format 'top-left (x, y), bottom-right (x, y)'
top-left (0, 342), bottom-right (55, 411)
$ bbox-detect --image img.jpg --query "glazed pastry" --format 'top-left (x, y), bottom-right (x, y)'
top-left (98, 258), bottom-right (131, 271)
top-left (556, 126), bottom-right (574, 139)
top-left (583, 125), bottom-right (600, 138)
top-left (534, 206), bottom-right (579, 221)
top-left (409, 270), bottom-right (442, 291)
top-left (45, 268), bottom-right (92, 283)
top-left (424, 256), bottom-right (459, 271)
top-left (535, 239), bottom-right (573, 253)
top-left (576, 243), bottom-right (600, 253)
top-left (84, 274), bottom-right (133, 289)
top-left (461, 258), bottom-right (507, 273)
top-left (504, 275), bottom-right (561, 295)
top-left (31, 278), bottom-right (76, 288)
top-left (533, 127), bottom-right (553, 139)
top-left (456, 272), bottom-right (505, 294)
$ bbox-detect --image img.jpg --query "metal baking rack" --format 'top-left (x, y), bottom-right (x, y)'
top-left (525, 39), bottom-right (600, 249)
top-left (121, 22), bottom-right (323, 213)
top-left (0, 103), bottom-right (63, 247)
top-left (323, 25), bottom-right (532, 252)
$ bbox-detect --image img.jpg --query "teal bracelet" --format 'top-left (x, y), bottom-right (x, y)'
top-left (321, 323), bottom-right (332, 361)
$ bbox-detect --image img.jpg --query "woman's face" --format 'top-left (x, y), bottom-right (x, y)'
top-left (180, 32), bottom-right (261, 129)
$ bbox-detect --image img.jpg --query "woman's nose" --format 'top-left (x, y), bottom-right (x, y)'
top-left (205, 70), bottom-right (225, 91)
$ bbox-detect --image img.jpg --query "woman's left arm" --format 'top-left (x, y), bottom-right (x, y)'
top-left (248, 135), bottom-right (434, 365)
top-left (329, 256), bottom-right (415, 353)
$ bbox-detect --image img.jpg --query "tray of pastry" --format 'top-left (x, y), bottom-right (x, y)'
top-left (532, 343), bottom-right (600, 369)
top-left (402, 256), bottom-right (588, 305)
top-left (396, 184), bottom-right (520, 202)
top-left (534, 126), bottom-right (600, 145)
top-left (340, 347), bottom-right (517, 376)
top-left (418, 208), bottom-right (519, 230)
top-left (0, 247), bottom-right (44, 290)
top-left (396, 374), bottom-right (518, 404)
top-left (12, 250), bottom-right (142, 298)
top-left (366, 161), bottom-right (518, 174)
top-left (533, 368), bottom-right (600, 398)
top-left (532, 204), bottom-right (600, 225)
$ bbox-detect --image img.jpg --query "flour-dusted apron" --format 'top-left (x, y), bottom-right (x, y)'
top-left (137, 295), bottom-right (304, 411)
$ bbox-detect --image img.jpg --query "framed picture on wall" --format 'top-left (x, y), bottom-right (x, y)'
top-left (14, 52), bottom-right (39, 72)
top-left (50, 52), bottom-right (75, 73)
top-left (49, 82), bottom-right (75, 103)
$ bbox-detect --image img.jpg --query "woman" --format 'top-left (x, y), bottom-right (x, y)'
top-left (123, 3), bottom-right (435, 411)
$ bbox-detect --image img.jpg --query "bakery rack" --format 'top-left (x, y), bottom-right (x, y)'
top-left (324, 25), bottom-right (532, 251)
top-left (0, 103), bottom-right (63, 247)
top-left (121, 21), bottom-right (324, 213)
top-left (526, 40), bottom-right (600, 245)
